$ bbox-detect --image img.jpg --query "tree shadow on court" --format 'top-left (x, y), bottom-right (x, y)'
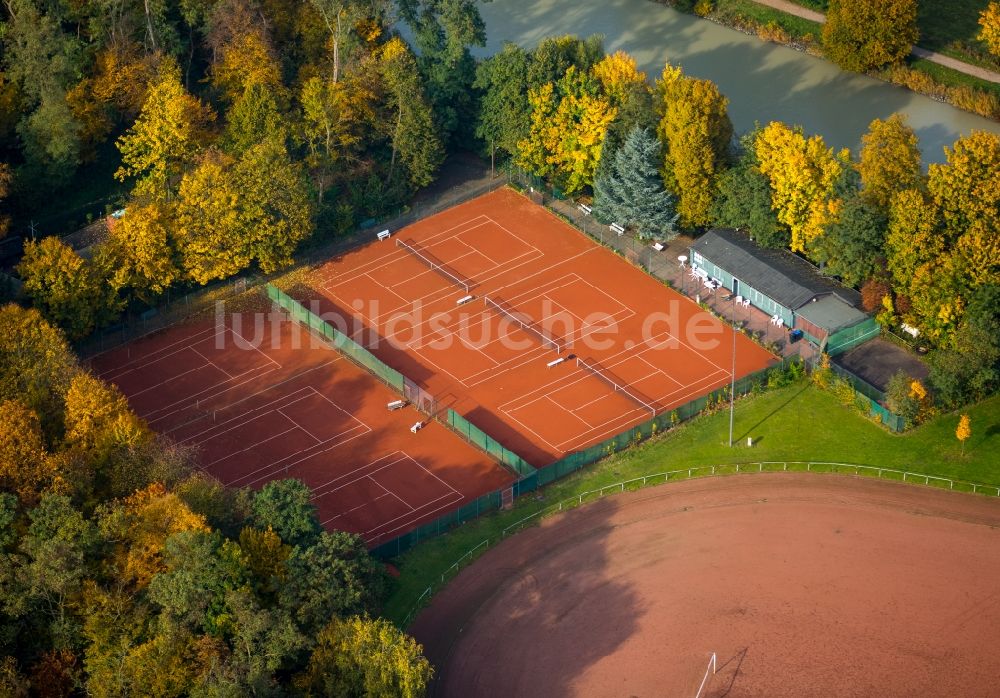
top-left (411, 498), bottom-right (646, 698)
top-left (735, 385), bottom-right (809, 444)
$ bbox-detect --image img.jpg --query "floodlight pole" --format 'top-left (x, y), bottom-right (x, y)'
top-left (728, 293), bottom-right (737, 447)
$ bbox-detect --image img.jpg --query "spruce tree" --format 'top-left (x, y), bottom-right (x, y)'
top-left (593, 126), bottom-right (678, 240)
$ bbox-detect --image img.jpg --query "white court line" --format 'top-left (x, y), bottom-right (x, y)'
top-left (314, 452), bottom-right (464, 534)
top-left (309, 452), bottom-right (411, 498)
top-left (229, 428), bottom-right (372, 489)
top-left (190, 346), bottom-right (233, 379)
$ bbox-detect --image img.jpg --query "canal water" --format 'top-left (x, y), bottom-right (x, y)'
top-left (470, 0), bottom-right (1000, 163)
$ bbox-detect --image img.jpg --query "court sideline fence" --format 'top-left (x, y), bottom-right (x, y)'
top-left (397, 460), bottom-right (1000, 628)
top-left (371, 355), bottom-right (801, 557)
top-left (264, 284), bottom-right (534, 484)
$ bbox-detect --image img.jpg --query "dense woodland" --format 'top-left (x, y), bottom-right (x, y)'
top-left (0, 0), bottom-right (998, 692)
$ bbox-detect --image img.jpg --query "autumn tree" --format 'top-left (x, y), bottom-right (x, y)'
top-left (223, 81), bottom-right (287, 156)
top-left (211, 30), bottom-right (285, 105)
top-left (755, 122), bottom-right (849, 254)
top-left (517, 66), bottom-right (617, 194)
top-left (295, 616), bottom-right (433, 698)
top-left (98, 483), bottom-right (210, 589)
top-left (115, 62), bottom-right (216, 200)
top-left (299, 72), bottom-right (375, 203)
top-left (378, 38), bottom-right (445, 188)
top-left (0, 400), bottom-right (56, 505)
top-left (979, 2), bottom-right (1000, 57)
top-left (233, 137), bottom-right (314, 273)
top-left (657, 63), bottom-right (733, 228)
top-left (0, 164), bottom-right (12, 239)
top-left (98, 201), bottom-right (179, 302)
top-left (0, 305), bottom-right (78, 430)
top-left (174, 150), bottom-right (246, 284)
top-left (593, 127), bottom-right (678, 240)
top-left (17, 237), bottom-right (117, 340)
top-left (823, 0), bottom-right (918, 72)
top-left (956, 414), bottom-right (971, 454)
top-left (857, 114), bottom-right (922, 210)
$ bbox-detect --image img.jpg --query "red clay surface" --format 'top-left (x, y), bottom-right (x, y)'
top-left (410, 474), bottom-right (1000, 697)
top-left (304, 188), bottom-right (776, 466)
top-left (89, 310), bottom-right (512, 548)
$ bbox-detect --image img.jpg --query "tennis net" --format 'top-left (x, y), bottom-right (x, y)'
top-left (577, 357), bottom-right (657, 418)
top-left (396, 238), bottom-right (470, 293)
top-left (485, 296), bottom-right (562, 353)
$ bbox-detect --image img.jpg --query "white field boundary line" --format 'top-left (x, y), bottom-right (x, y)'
top-left (398, 462), bottom-right (1000, 628)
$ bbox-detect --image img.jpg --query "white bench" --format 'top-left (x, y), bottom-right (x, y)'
top-left (610, 223), bottom-right (626, 236)
top-left (377, 229), bottom-right (391, 241)
top-left (456, 294), bottom-right (474, 305)
top-left (387, 399), bottom-right (407, 411)
top-left (547, 357), bottom-right (566, 368)
top-left (652, 241), bottom-right (665, 251)
top-left (578, 203), bottom-right (592, 215)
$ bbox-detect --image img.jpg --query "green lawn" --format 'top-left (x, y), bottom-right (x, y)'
top-left (715, 0), bottom-right (824, 43)
top-left (383, 383), bottom-right (1000, 626)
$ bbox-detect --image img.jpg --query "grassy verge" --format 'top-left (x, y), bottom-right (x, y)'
top-left (383, 383), bottom-right (1000, 626)
top-left (908, 57), bottom-right (1000, 97)
top-left (713, 0), bottom-right (823, 44)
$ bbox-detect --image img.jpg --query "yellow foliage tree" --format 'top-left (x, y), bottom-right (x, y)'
top-left (115, 61), bottom-right (216, 200)
top-left (0, 399), bottom-right (55, 505)
top-left (956, 414), bottom-right (971, 454)
top-left (857, 114), bottom-right (922, 209)
top-left (174, 150), bottom-right (247, 284)
top-left (98, 201), bottom-right (179, 301)
top-left (979, 2), bottom-right (1000, 57)
top-left (103, 483), bottom-right (210, 589)
top-left (657, 63), bottom-right (733, 228)
top-left (591, 51), bottom-right (647, 105)
top-left (63, 373), bottom-right (149, 457)
top-left (211, 31), bottom-right (285, 104)
top-left (296, 616), bottom-right (433, 697)
top-left (517, 67), bottom-right (617, 195)
top-left (755, 122), bottom-right (849, 253)
top-left (927, 130), bottom-right (1000, 246)
top-left (239, 527), bottom-right (291, 594)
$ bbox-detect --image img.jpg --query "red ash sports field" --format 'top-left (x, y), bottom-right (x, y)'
top-left (305, 188), bottom-right (775, 466)
top-left (411, 474), bottom-right (1000, 697)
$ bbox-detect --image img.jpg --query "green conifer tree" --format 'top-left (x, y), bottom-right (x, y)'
top-left (593, 126), bottom-right (678, 240)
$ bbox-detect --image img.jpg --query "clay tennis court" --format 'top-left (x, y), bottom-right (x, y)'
top-left (89, 307), bottom-right (512, 547)
top-left (303, 187), bottom-right (776, 465)
top-left (410, 473), bottom-right (1000, 697)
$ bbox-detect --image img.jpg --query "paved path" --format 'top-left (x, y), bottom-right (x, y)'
top-left (752, 0), bottom-right (1000, 84)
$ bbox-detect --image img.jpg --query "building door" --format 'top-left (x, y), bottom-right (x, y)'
top-left (732, 278), bottom-right (740, 296)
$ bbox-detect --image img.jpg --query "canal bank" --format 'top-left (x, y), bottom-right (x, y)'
top-left (469, 0), bottom-right (1000, 163)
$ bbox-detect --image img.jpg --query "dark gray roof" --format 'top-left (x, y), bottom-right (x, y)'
top-left (690, 228), bottom-right (862, 312)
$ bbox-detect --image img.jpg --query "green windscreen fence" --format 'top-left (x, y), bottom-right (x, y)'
top-left (371, 489), bottom-right (503, 558)
top-left (827, 317), bottom-right (880, 357)
top-left (446, 409), bottom-right (535, 478)
top-left (514, 357), bottom-right (797, 496)
top-left (265, 284), bottom-right (405, 392)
